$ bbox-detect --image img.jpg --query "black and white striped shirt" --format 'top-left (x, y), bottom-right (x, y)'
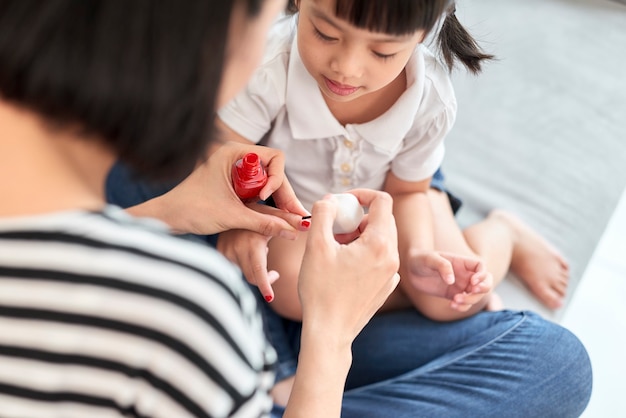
top-left (0, 206), bottom-right (276, 417)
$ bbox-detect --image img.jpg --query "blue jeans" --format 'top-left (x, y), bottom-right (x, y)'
top-left (106, 162), bottom-right (592, 417)
top-left (266, 308), bottom-right (591, 417)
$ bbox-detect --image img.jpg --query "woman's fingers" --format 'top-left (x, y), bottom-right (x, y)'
top-left (298, 190), bottom-right (399, 339)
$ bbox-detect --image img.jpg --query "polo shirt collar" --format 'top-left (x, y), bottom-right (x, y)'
top-left (353, 52), bottom-right (425, 153)
top-left (286, 36), bottom-right (425, 153)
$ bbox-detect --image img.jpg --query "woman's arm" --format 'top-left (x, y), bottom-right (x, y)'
top-left (125, 140), bottom-right (308, 236)
top-left (284, 189), bottom-right (400, 417)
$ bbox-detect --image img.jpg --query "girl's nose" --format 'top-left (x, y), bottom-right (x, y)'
top-left (330, 48), bottom-right (363, 79)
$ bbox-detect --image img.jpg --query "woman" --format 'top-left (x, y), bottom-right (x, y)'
top-left (0, 0), bottom-right (398, 417)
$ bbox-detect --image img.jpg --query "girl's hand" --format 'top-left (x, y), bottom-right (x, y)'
top-left (217, 229), bottom-right (279, 302)
top-left (406, 251), bottom-right (493, 311)
top-left (298, 189), bottom-right (400, 342)
top-left (130, 142), bottom-right (309, 236)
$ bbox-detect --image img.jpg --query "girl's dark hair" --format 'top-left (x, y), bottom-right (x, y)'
top-left (0, 0), bottom-right (262, 180)
top-left (287, 0), bottom-right (493, 74)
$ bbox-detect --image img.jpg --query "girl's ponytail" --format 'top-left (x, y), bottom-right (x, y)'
top-left (285, 0), bottom-right (298, 15)
top-left (438, 5), bottom-right (494, 74)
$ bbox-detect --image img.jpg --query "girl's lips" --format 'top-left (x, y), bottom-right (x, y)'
top-left (324, 77), bottom-right (359, 96)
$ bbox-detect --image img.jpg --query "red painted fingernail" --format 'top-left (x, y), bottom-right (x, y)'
top-left (301, 220), bottom-right (311, 228)
top-left (265, 295), bottom-right (273, 302)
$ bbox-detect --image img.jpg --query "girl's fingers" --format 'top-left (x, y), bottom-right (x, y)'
top-left (244, 241), bottom-right (277, 302)
top-left (450, 300), bottom-right (473, 312)
top-left (469, 271), bottom-right (493, 294)
top-left (425, 253), bottom-right (455, 285)
top-left (436, 257), bottom-right (455, 285)
top-left (257, 271), bottom-right (279, 303)
top-left (453, 290), bottom-right (487, 306)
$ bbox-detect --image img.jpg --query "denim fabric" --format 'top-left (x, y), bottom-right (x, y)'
top-left (431, 167), bottom-right (462, 214)
top-left (105, 161), bottom-right (178, 208)
top-left (106, 162), bottom-right (592, 417)
top-left (270, 310), bottom-right (592, 418)
top-left (254, 290), bottom-right (301, 382)
top-left (429, 167), bottom-right (447, 191)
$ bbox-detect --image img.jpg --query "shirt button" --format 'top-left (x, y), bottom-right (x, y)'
top-left (341, 177), bottom-right (352, 186)
top-left (340, 163), bottom-right (352, 173)
top-left (343, 138), bottom-right (353, 148)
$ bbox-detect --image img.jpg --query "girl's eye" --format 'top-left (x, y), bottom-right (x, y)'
top-left (314, 27), bottom-right (336, 42)
top-left (373, 51), bottom-right (396, 61)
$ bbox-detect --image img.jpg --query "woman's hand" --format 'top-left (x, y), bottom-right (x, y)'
top-left (284, 189), bottom-right (400, 418)
top-left (298, 189), bottom-right (400, 342)
top-left (128, 142), bottom-right (309, 237)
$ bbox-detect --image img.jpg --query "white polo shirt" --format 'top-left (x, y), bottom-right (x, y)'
top-left (218, 17), bottom-right (457, 211)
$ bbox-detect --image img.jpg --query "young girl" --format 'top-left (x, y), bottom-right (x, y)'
top-left (217, 0), bottom-right (569, 321)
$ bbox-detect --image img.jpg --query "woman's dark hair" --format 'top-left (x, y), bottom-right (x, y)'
top-left (287, 0), bottom-right (493, 74)
top-left (0, 0), bottom-right (262, 179)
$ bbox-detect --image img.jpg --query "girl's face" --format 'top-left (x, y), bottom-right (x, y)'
top-left (218, 0), bottom-right (287, 108)
top-left (297, 0), bottom-right (424, 103)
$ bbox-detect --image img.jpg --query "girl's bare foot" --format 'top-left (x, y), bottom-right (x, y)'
top-left (489, 210), bottom-right (570, 309)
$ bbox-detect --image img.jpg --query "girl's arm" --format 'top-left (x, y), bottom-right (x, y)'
top-left (384, 171), bottom-right (436, 253)
top-left (384, 171), bottom-right (491, 320)
top-left (383, 171), bottom-right (441, 308)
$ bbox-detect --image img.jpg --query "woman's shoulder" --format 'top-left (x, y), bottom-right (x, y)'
top-left (0, 206), bottom-right (257, 344)
top-left (98, 206), bottom-right (245, 289)
top-left (0, 207), bottom-right (275, 416)
top-left (0, 206), bottom-right (247, 298)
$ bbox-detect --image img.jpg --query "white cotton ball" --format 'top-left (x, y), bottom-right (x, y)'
top-left (331, 193), bottom-right (364, 234)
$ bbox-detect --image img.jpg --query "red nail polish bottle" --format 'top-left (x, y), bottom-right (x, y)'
top-left (232, 153), bottom-right (268, 201)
